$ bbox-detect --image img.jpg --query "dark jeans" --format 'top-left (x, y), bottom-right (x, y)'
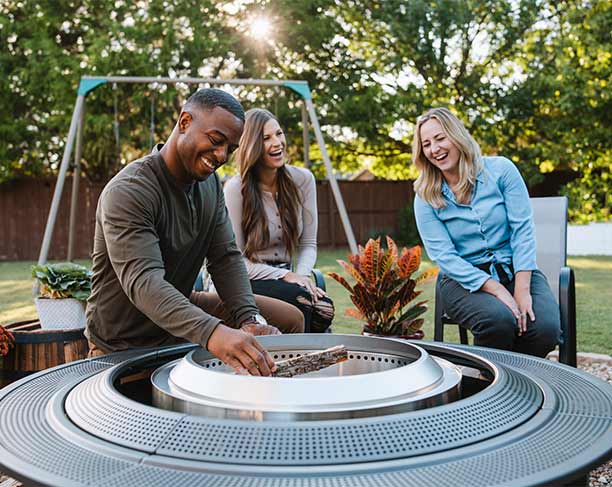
top-left (439, 270), bottom-right (561, 358)
top-left (251, 279), bottom-right (334, 333)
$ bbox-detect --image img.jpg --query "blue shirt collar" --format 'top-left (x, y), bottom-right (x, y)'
top-left (441, 179), bottom-right (454, 200)
top-left (476, 167), bottom-right (485, 183)
top-left (441, 168), bottom-right (485, 200)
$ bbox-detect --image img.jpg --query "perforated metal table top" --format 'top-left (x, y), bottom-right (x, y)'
top-left (0, 340), bottom-right (610, 487)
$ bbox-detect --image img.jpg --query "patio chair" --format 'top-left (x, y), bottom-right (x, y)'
top-left (433, 196), bottom-right (577, 367)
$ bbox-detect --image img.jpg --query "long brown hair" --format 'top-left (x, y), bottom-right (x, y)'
top-left (234, 108), bottom-right (301, 260)
top-left (412, 107), bottom-right (482, 208)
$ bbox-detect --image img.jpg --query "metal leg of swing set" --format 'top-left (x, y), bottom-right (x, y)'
top-left (37, 95), bottom-right (85, 268)
top-left (67, 102), bottom-right (86, 261)
top-left (304, 98), bottom-right (357, 255)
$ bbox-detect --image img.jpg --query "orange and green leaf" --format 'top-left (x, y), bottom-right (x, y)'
top-left (361, 239), bottom-right (376, 283)
top-left (328, 272), bottom-right (354, 294)
top-left (337, 259), bottom-right (365, 285)
top-left (386, 236), bottom-right (398, 261)
top-left (348, 253), bottom-right (361, 270)
top-left (398, 245), bottom-right (421, 277)
top-left (415, 267), bottom-right (439, 285)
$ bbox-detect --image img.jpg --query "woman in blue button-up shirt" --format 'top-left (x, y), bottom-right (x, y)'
top-left (413, 107), bottom-right (560, 357)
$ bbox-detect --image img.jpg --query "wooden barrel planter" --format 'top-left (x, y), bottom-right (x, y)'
top-left (0, 319), bottom-right (88, 388)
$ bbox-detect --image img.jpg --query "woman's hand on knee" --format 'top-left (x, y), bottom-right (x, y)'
top-left (482, 278), bottom-right (522, 334)
top-left (514, 289), bottom-right (535, 335)
top-left (314, 287), bottom-right (327, 299)
top-left (282, 272), bottom-right (320, 302)
top-left (513, 271), bottom-right (535, 334)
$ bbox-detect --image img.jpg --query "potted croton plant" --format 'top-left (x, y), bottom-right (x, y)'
top-left (329, 236), bottom-right (438, 339)
top-left (0, 324), bottom-right (15, 359)
top-left (31, 262), bottom-right (92, 330)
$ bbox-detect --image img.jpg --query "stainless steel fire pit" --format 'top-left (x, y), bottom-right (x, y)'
top-left (152, 335), bottom-right (462, 420)
top-left (0, 334), bottom-right (610, 487)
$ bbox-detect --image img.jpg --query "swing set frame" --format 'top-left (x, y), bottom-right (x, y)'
top-left (37, 75), bottom-right (358, 266)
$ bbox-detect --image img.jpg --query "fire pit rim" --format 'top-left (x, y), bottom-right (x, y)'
top-left (156, 335), bottom-right (461, 415)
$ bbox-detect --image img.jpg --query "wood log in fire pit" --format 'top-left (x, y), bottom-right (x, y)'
top-left (273, 345), bottom-right (348, 377)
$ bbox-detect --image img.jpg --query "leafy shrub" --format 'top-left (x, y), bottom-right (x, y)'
top-left (329, 236), bottom-right (438, 336)
top-left (397, 203), bottom-right (422, 247)
top-left (31, 262), bottom-right (92, 301)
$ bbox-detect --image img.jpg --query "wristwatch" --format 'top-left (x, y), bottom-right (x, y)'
top-left (245, 313), bottom-right (268, 326)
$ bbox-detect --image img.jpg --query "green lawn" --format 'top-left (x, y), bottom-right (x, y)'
top-left (1, 252), bottom-right (611, 355)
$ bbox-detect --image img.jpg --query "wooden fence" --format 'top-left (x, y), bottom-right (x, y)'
top-left (317, 180), bottom-right (414, 247)
top-left (0, 178), bottom-right (415, 261)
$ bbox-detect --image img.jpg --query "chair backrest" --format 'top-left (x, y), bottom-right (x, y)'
top-left (530, 196), bottom-right (568, 303)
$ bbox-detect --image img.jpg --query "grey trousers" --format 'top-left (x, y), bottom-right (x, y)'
top-left (439, 270), bottom-right (561, 358)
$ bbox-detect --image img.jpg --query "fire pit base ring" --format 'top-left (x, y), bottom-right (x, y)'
top-left (0, 337), bottom-right (609, 487)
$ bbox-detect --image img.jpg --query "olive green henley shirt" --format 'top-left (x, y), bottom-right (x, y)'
top-left (85, 149), bottom-right (258, 352)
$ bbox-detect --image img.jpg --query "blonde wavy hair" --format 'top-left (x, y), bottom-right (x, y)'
top-left (412, 107), bottom-right (482, 208)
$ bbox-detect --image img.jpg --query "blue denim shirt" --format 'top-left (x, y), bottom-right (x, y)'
top-left (414, 156), bottom-right (537, 292)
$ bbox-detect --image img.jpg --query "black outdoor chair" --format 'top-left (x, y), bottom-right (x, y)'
top-left (433, 196), bottom-right (577, 367)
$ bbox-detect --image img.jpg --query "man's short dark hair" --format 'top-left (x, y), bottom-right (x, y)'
top-left (183, 88), bottom-right (245, 122)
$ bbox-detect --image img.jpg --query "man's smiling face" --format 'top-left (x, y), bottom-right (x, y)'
top-left (175, 106), bottom-right (244, 184)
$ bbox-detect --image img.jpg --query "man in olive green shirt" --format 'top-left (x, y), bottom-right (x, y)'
top-left (86, 88), bottom-right (280, 376)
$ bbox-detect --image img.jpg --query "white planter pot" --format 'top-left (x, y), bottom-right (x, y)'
top-left (35, 297), bottom-right (87, 330)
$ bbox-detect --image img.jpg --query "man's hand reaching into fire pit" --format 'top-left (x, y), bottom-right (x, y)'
top-left (207, 324), bottom-right (277, 376)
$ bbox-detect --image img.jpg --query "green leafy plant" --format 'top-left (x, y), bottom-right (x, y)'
top-left (397, 204), bottom-right (422, 247)
top-left (31, 263), bottom-right (92, 301)
top-left (329, 236), bottom-right (438, 337)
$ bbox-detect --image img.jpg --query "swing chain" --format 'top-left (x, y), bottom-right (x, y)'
top-left (112, 83), bottom-right (121, 167)
top-left (149, 86), bottom-right (156, 150)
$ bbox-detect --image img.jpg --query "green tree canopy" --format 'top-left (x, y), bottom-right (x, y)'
top-left (1, 0), bottom-right (610, 221)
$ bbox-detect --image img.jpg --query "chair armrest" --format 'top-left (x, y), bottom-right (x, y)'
top-left (434, 273), bottom-right (445, 341)
top-left (311, 268), bottom-right (326, 292)
top-left (558, 266), bottom-right (577, 367)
